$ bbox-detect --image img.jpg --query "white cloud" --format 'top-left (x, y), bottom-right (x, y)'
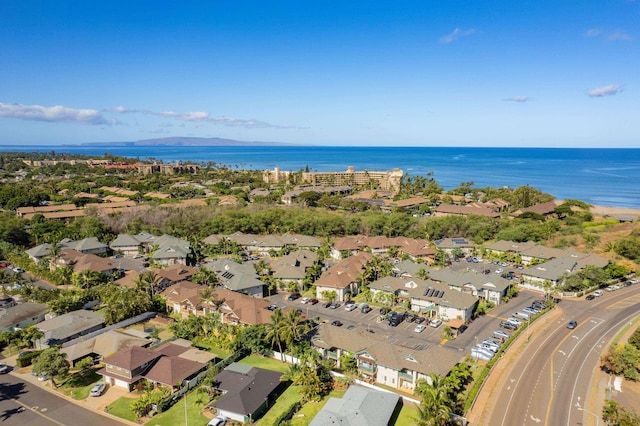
top-left (607, 30), bottom-right (632, 41)
top-left (106, 105), bottom-right (293, 128)
top-left (439, 28), bottom-right (476, 44)
top-left (587, 84), bottom-right (623, 97)
top-left (584, 28), bottom-right (603, 38)
top-left (503, 96), bottom-right (533, 103)
top-left (0, 102), bottom-right (110, 125)
top-left (584, 28), bottom-right (632, 41)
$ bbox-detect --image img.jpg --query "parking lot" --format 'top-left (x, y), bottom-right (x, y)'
top-left (266, 289), bottom-right (541, 353)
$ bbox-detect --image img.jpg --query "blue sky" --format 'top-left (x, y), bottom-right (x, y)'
top-left (0, 1), bottom-right (637, 147)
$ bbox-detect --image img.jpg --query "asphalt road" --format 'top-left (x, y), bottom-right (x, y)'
top-left (0, 373), bottom-right (123, 426)
top-left (486, 285), bottom-right (640, 426)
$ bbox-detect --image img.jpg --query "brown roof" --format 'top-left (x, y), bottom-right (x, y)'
top-left (143, 356), bottom-right (205, 386)
top-left (103, 346), bottom-right (158, 370)
top-left (511, 200), bottom-right (559, 217)
top-left (154, 264), bottom-right (198, 283)
top-left (57, 249), bottom-right (114, 273)
top-left (315, 252), bottom-right (371, 290)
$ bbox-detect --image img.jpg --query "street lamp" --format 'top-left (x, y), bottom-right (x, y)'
top-left (578, 407), bottom-right (599, 426)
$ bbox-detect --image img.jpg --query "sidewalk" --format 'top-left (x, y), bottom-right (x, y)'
top-left (4, 353), bottom-right (139, 426)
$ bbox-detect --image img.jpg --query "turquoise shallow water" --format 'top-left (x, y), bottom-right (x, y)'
top-left (2, 145), bottom-right (639, 208)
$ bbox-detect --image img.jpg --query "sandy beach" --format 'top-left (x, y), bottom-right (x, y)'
top-left (590, 205), bottom-right (640, 218)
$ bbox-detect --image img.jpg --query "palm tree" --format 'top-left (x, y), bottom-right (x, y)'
top-left (416, 268), bottom-right (430, 280)
top-left (265, 308), bottom-right (285, 360)
top-left (281, 310), bottom-right (306, 348)
top-left (415, 373), bottom-right (453, 426)
top-left (134, 271), bottom-right (161, 299)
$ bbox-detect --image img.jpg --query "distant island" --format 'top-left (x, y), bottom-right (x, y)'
top-left (74, 136), bottom-right (295, 147)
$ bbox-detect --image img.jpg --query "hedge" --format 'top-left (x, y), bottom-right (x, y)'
top-left (16, 350), bottom-right (43, 367)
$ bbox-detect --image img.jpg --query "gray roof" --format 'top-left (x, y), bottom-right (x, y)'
top-left (521, 252), bottom-right (608, 281)
top-left (205, 259), bottom-right (264, 291)
top-left (154, 234), bottom-right (190, 250)
top-left (310, 385), bottom-right (401, 426)
top-left (152, 245), bottom-right (190, 260)
top-left (271, 250), bottom-right (317, 280)
top-left (213, 364), bottom-right (283, 417)
top-left (63, 237), bottom-right (108, 252)
top-left (0, 302), bottom-right (49, 330)
top-left (369, 276), bottom-right (479, 310)
top-left (431, 269), bottom-right (511, 293)
top-left (110, 234), bottom-right (144, 248)
top-left (26, 243), bottom-right (53, 259)
top-left (37, 310), bottom-right (104, 342)
top-left (311, 324), bottom-right (457, 377)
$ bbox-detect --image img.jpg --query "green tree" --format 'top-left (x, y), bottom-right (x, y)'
top-left (601, 343), bottom-right (640, 380)
top-left (32, 347), bottom-right (70, 387)
top-left (265, 308), bottom-right (285, 358)
top-left (415, 373), bottom-right (454, 426)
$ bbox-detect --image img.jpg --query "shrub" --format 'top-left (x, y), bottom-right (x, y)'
top-left (16, 350), bottom-right (43, 367)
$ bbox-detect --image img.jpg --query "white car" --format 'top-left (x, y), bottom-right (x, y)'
top-left (208, 416), bottom-right (227, 426)
top-left (593, 290), bottom-right (603, 297)
top-left (414, 324), bottom-right (427, 333)
top-left (300, 297), bottom-right (310, 304)
top-left (429, 318), bottom-right (443, 328)
top-left (507, 317), bottom-right (522, 326)
top-left (90, 382), bottom-right (106, 397)
top-left (345, 304), bottom-right (357, 312)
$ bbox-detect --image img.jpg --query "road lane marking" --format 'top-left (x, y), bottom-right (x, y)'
top-left (12, 399), bottom-right (66, 426)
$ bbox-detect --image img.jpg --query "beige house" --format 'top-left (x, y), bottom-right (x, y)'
top-left (315, 252), bottom-right (372, 302)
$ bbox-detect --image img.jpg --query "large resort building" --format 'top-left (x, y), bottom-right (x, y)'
top-left (263, 166), bottom-right (404, 194)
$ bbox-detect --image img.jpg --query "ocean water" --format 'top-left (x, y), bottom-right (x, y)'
top-left (2, 145), bottom-right (639, 208)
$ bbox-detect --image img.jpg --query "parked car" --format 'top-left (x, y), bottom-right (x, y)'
top-left (90, 382), bottom-right (106, 397)
top-left (567, 320), bottom-right (578, 329)
top-left (329, 303), bottom-right (340, 309)
top-left (500, 320), bottom-right (517, 330)
top-left (208, 416), bottom-right (227, 426)
top-left (493, 330), bottom-right (511, 341)
top-left (331, 320), bottom-right (343, 327)
top-left (287, 293), bottom-right (301, 301)
top-left (266, 304), bottom-right (278, 311)
top-left (300, 297), bottom-right (310, 304)
top-left (0, 261), bottom-right (9, 268)
top-left (345, 304), bottom-right (357, 312)
top-left (585, 294), bottom-right (596, 301)
top-left (12, 267), bottom-right (24, 273)
top-left (322, 302), bottom-right (332, 308)
top-left (593, 290), bottom-right (604, 297)
top-left (379, 307), bottom-right (389, 315)
top-left (523, 307), bottom-right (539, 315)
top-left (414, 316), bottom-right (425, 324)
top-left (429, 318), bottom-right (443, 328)
top-left (309, 298), bottom-right (319, 305)
top-left (513, 311), bottom-right (530, 320)
top-left (507, 317), bottom-right (522, 327)
top-left (406, 314), bottom-right (416, 323)
top-left (414, 324), bottom-right (427, 333)
top-left (0, 364), bottom-right (9, 374)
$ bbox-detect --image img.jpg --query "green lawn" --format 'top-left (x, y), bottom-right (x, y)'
top-left (145, 389), bottom-right (208, 426)
top-left (238, 354), bottom-right (290, 373)
top-left (256, 384), bottom-right (298, 425)
top-left (191, 337), bottom-right (233, 358)
top-left (396, 401), bottom-right (420, 425)
top-left (58, 369), bottom-right (102, 400)
top-left (106, 396), bottom-right (138, 422)
top-left (289, 388), bottom-right (346, 426)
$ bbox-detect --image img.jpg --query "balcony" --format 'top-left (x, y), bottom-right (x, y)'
top-left (399, 371), bottom-right (413, 381)
top-left (358, 363), bottom-right (374, 374)
top-left (326, 350), bottom-right (338, 360)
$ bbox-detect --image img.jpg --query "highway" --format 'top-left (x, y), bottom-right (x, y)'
top-left (486, 285), bottom-right (640, 426)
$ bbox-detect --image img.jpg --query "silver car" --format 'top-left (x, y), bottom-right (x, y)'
top-left (90, 382), bottom-right (106, 397)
